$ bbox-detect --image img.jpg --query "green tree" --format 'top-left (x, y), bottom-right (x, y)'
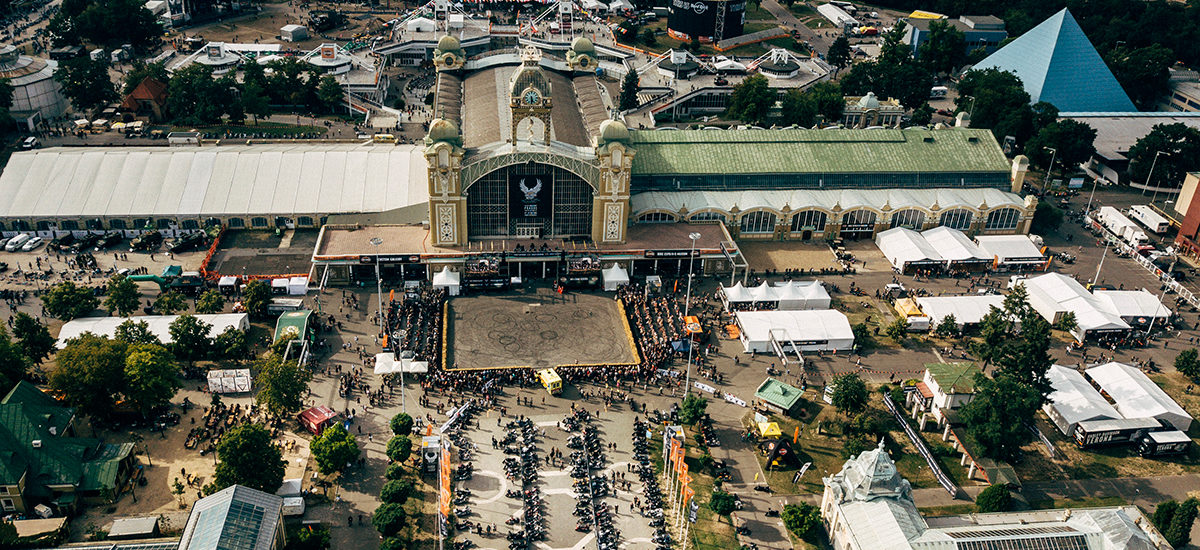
top-left (955, 68), bottom-right (1035, 143)
top-left (0, 326), bottom-right (30, 394)
top-left (679, 392), bottom-right (708, 424)
top-left (851, 322), bottom-right (875, 350)
top-left (390, 412), bottom-right (414, 435)
top-left (1154, 500), bottom-right (1180, 534)
top-left (122, 60), bottom-right (168, 95)
top-left (196, 290), bottom-right (226, 314)
top-left (0, 519), bottom-right (17, 548)
top-left (169, 314), bottom-right (213, 364)
top-left (726, 74), bottom-right (774, 125)
top-left (839, 59), bottom-right (933, 109)
top-left (380, 479), bottom-right (415, 505)
top-left (972, 307), bottom-right (1009, 367)
top-left (241, 80), bottom-right (271, 124)
top-left (1176, 349), bottom-right (1200, 381)
top-left (831, 373), bottom-right (868, 416)
top-left (373, 503), bottom-right (407, 537)
top-left (106, 275), bottom-right (140, 316)
top-left (1054, 311), bottom-right (1078, 333)
top-left (53, 56), bottom-right (118, 115)
top-left (1128, 123), bottom-right (1200, 189)
top-left (0, 77), bottom-right (13, 123)
top-left (975, 483), bottom-right (1012, 512)
top-left (781, 503), bottom-right (822, 541)
top-left (243, 280), bottom-right (271, 319)
top-left (934, 314), bottom-right (958, 338)
top-left (918, 19), bottom-right (966, 74)
top-left (49, 0), bottom-right (161, 49)
top-left (618, 70), bottom-right (640, 111)
top-left (1031, 202), bottom-right (1063, 234)
top-left (255, 355), bottom-right (312, 417)
top-left (166, 64), bottom-right (229, 125)
top-left (12, 312), bottom-right (54, 365)
top-left (387, 435), bottom-right (412, 463)
top-left (311, 423), bottom-right (360, 475)
top-left (910, 103), bottom-right (934, 126)
top-left (995, 314), bottom-right (1054, 400)
top-left (49, 334), bottom-right (127, 418)
top-left (640, 27), bottom-right (657, 46)
top-left (1105, 44), bottom-right (1173, 109)
top-left (826, 34), bottom-right (852, 70)
top-left (959, 374), bottom-right (1041, 462)
top-left (708, 490), bottom-right (737, 515)
top-left (780, 81), bottom-right (843, 127)
top-left (1167, 498), bottom-right (1199, 548)
top-left (43, 281), bottom-right (98, 320)
top-left (214, 326), bottom-right (249, 362)
top-left (123, 343), bottom-right (180, 416)
top-left (154, 290), bottom-right (187, 315)
top-left (385, 462), bottom-right (405, 480)
top-left (114, 319), bottom-right (160, 345)
top-left (286, 524), bottom-right (331, 550)
top-left (212, 423), bottom-right (285, 493)
top-left (1025, 119), bottom-right (1097, 172)
top-left (316, 75), bottom-right (343, 114)
top-left (885, 317), bottom-right (909, 343)
top-left (378, 538), bottom-right (407, 550)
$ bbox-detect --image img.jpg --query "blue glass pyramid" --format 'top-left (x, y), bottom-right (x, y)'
top-left (973, 8), bottom-right (1136, 112)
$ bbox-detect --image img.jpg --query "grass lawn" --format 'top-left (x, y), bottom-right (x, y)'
top-left (919, 503), bottom-right (978, 517)
top-left (648, 427), bottom-right (740, 550)
top-left (805, 18), bottom-right (830, 29)
top-left (744, 3), bottom-right (776, 21)
top-left (743, 22), bottom-right (783, 34)
top-left (788, 3), bottom-right (816, 16)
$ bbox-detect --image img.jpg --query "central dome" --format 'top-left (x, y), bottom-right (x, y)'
top-left (428, 118), bottom-right (460, 143)
top-left (436, 35), bottom-right (461, 52)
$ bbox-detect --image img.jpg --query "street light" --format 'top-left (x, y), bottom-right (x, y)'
top-left (370, 237), bottom-right (384, 339)
top-left (1148, 151), bottom-right (1171, 205)
top-left (681, 232), bottom-right (701, 398)
top-left (1042, 147), bottom-right (1057, 192)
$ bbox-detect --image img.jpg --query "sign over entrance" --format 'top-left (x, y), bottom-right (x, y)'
top-left (509, 173), bottom-right (553, 220)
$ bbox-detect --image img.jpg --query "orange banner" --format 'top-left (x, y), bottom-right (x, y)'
top-left (793, 426), bottom-right (800, 443)
top-left (389, 289), bottom-right (395, 302)
top-left (679, 473), bottom-right (693, 485)
top-left (683, 486), bottom-right (695, 503)
top-left (678, 463), bottom-right (688, 481)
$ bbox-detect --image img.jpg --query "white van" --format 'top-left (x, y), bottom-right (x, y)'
top-left (929, 86), bottom-right (949, 99)
top-left (21, 136), bottom-right (39, 149)
top-left (5, 233), bottom-right (32, 252)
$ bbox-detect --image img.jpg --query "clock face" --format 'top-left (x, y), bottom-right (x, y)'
top-left (523, 90), bottom-right (540, 105)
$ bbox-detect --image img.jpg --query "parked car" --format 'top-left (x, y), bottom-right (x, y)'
top-left (21, 236), bottom-right (44, 252)
top-left (5, 234), bottom-right (31, 252)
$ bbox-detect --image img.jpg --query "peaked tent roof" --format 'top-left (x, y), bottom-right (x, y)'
top-left (972, 8), bottom-right (1135, 112)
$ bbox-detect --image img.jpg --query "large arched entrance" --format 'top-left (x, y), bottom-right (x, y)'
top-left (465, 163), bottom-right (594, 239)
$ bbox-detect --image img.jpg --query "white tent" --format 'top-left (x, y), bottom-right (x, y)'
top-left (579, 0), bottom-right (605, 10)
top-left (713, 56), bottom-right (747, 72)
top-left (921, 226), bottom-right (990, 267)
top-left (406, 16), bottom-right (436, 32)
top-left (447, 13), bottom-right (464, 28)
top-left (374, 353), bottom-right (431, 374)
top-left (1093, 290), bottom-right (1171, 323)
top-left (207, 368), bottom-right (252, 394)
top-left (1023, 273), bottom-right (1130, 341)
top-left (57, 313), bottom-right (249, 348)
top-left (432, 266), bottom-right (461, 296)
top-left (875, 227), bottom-right (943, 271)
top-left (608, 0), bottom-right (633, 11)
top-left (735, 310), bottom-right (854, 353)
top-left (602, 264), bottom-right (630, 291)
top-left (1043, 365), bottom-right (1121, 435)
top-left (975, 235), bottom-right (1046, 266)
top-left (773, 281), bottom-right (830, 310)
top-left (288, 276), bottom-right (309, 296)
top-left (271, 278), bottom-right (289, 294)
top-left (914, 295), bottom-right (1005, 330)
top-left (748, 282), bottom-right (777, 302)
top-left (218, 276), bottom-right (239, 291)
top-left (1087, 362), bottom-right (1193, 431)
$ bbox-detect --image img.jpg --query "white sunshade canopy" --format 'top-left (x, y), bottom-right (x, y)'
top-left (1043, 364), bottom-right (1121, 434)
top-left (374, 353), bottom-right (430, 374)
top-left (433, 266), bottom-right (461, 287)
top-left (875, 227), bottom-right (943, 269)
top-left (975, 235), bottom-right (1045, 263)
top-left (57, 313), bottom-right (249, 348)
top-left (207, 368), bottom-right (252, 394)
top-left (914, 294), bottom-right (1005, 329)
top-left (602, 264), bottom-right (629, 291)
top-left (1087, 361), bottom-right (1193, 431)
top-left (773, 280), bottom-right (830, 310)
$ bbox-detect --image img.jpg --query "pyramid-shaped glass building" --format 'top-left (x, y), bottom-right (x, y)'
top-left (972, 8), bottom-right (1136, 112)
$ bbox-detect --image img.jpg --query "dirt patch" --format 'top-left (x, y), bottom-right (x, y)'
top-left (737, 241), bottom-right (839, 272)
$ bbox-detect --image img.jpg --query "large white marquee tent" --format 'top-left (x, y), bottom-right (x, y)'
top-left (1087, 362), bottom-right (1193, 431)
top-left (1043, 364), bottom-right (1121, 435)
top-left (913, 294), bottom-right (1005, 330)
top-left (734, 310), bottom-right (853, 353)
top-left (57, 313), bottom-right (249, 348)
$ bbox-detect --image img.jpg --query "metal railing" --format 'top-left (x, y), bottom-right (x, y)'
top-left (882, 394), bottom-right (958, 496)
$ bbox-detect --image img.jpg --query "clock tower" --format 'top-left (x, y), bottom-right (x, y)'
top-left (509, 46), bottom-right (552, 146)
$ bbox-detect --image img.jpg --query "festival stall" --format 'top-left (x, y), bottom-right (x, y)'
top-left (432, 266), bottom-right (461, 296)
top-left (298, 405), bottom-right (338, 434)
top-left (206, 369), bottom-right (252, 394)
top-left (602, 264), bottom-right (630, 291)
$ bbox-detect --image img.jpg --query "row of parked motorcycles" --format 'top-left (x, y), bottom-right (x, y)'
top-left (446, 403), bottom-right (480, 550)
top-left (566, 409), bottom-right (622, 550)
top-left (504, 418), bottom-right (545, 550)
top-left (633, 419), bottom-right (672, 550)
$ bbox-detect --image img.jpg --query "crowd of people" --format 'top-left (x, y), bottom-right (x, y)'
top-left (619, 284), bottom-right (686, 372)
top-left (385, 287), bottom-right (447, 365)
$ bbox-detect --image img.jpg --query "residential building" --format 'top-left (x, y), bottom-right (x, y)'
top-left (907, 362), bottom-right (980, 428)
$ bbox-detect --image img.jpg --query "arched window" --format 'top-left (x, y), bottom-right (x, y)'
top-left (985, 208), bottom-right (1021, 231)
top-left (133, 219), bottom-right (149, 230)
top-left (0, 222), bottom-right (5, 231)
top-left (12, 220), bottom-right (30, 231)
top-left (251, 217), bottom-right (269, 228)
top-left (889, 209), bottom-right (926, 229)
top-left (319, 216), bottom-right (328, 226)
top-left (298, 216), bottom-right (315, 227)
top-left (739, 211), bottom-right (777, 234)
top-left (156, 219), bottom-right (172, 229)
top-left (36, 221), bottom-right (53, 231)
top-left (181, 219), bottom-right (200, 230)
top-left (60, 220), bottom-right (79, 230)
top-left (939, 209), bottom-right (974, 230)
top-left (227, 218), bottom-right (245, 228)
top-left (841, 210), bottom-right (877, 229)
top-left (636, 212), bottom-right (677, 223)
top-left (110, 219), bottom-right (127, 230)
top-left (688, 211), bottom-right (727, 223)
top-left (86, 219), bottom-right (103, 230)
top-left (790, 210), bottom-right (827, 232)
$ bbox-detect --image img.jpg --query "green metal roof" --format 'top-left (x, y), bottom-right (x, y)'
top-left (925, 362), bottom-right (981, 394)
top-left (628, 128), bottom-right (1010, 176)
top-left (754, 378), bottom-right (804, 411)
top-left (273, 310), bottom-right (313, 343)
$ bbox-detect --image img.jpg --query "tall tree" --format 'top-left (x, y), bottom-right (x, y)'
top-left (959, 374), bottom-right (1041, 462)
top-left (11, 313), bottom-right (54, 365)
top-left (830, 373), bottom-right (868, 415)
top-left (243, 280), bottom-right (271, 319)
top-left (169, 314), bottom-right (213, 364)
top-left (196, 290), bottom-right (226, 314)
top-left (955, 68), bottom-right (1035, 143)
top-left (114, 319), bottom-right (160, 345)
top-left (166, 65), bottom-right (229, 125)
top-left (211, 423), bottom-right (286, 493)
top-left (106, 274), bottom-right (140, 317)
top-left (918, 19), bottom-right (967, 74)
top-left (48, 0), bottom-right (160, 49)
top-left (0, 326), bottom-right (29, 394)
top-left (241, 81), bottom-right (271, 125)
top-left (123, 343), bottom-right (180, 416)
top-left (726, 74), bottom-right (775, 125)
top-left (311, 423), bottom-right (360, 474)
top-left (255, 355), bottom-right (312, 417)
top-left (49, 334), bottom-right (127, 418)
top-left (972, 307), bottom-right (1008, 367)
top-left (1127, 123), bottom-right (1200, 189)
top-left (122, 60), bottom-right (168, 95)
top-left (43, 281), bottom-right (98, 320)
top-left (1024, 119), bottom-right (1098, 172)
top-left (154, 290), bottom-right (187, 315)
top-left (214, 327), bottom-right (249, 362)
top-left (316, 75), bottom-right (344, 114)
top-left (0, 77), bottom-right (13, 123)
top-left (1176, 348), bottom-right (1200, 381)
top-left (780, 81), bottom-right (843, 127)
top-left (826, 35), bottom-right (852, 70)
top-left (53, 56), bottom-right (118, 115)
top-left (1104, 44), bottom-right (1173, 109)
top-left (618, 70), bottom-right (639, 111)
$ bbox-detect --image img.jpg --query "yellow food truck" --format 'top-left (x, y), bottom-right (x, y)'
top-left (537, 369), bottom-right (562, 396)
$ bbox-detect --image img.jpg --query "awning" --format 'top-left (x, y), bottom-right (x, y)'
top-left (206, 369), bottom-right (251, 394)
top-left (757, 422), bottom-right (782, 438)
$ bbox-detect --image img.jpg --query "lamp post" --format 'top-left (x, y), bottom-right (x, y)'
top-left (371, 237), bottom-right (384, 339)
top-left (1148, 151), bottom-right (1171, 205)
top-left (1042, 147), bottom-right (1057, 192)
top-left (1085, 176), bottom-right (1100, 216)
top-left (682, 232), bottom-right (701, 398)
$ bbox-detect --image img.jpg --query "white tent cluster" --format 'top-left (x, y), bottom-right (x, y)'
top-left (1022, 273), bottom-right (1170, 341)
top-left (874, 227), bottom-right (992, 272)
top-left (56, 313), bottom-right (250, 348)
top-left (207, 369), bottom-right (252, 394)
top-left (374, 352), bottom-right (429, 374)
top-left (720, 281), bottom-right (831, 311)
top-left (1044, 363), bottom-right (1192, 443)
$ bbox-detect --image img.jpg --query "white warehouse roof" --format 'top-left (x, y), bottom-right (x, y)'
top-left (914, 294), bottom-right (1005, 329)
top-left (1043, 364), bottom-right (1121, 435)
top-left (0, 144), bottom-right (429, 221)
top-left (57, 313), bottom-right (250, 348)
top-left (1087, 361), bottom-right (1193, 431)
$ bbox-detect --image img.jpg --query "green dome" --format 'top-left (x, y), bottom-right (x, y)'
top-left (571, 36), bottom-right (595, 54)
top-left (599, 119), bottom-right (629, 143)
top-left (428, 118), bottom-right (460, 142)
top-left (436, 35), bottom-right (461, 52)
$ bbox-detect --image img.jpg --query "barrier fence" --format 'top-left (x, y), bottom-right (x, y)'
top-left (882, 393), bottom-right (957, 496)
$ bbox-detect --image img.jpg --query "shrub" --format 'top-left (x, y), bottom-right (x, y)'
top-left (380, 479), bottom-right (415, 505)
top-left (372, 503), bottom-right (407, 537)
top-left (975, 484), bottom-right (1012, 513)
top-left (781, 503), bottom-right (822, 541)
top-left (709, 490), bottom-right (737, 516)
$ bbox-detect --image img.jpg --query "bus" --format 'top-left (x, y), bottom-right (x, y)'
top-left (929, 86), bottom-right (948, 99)
top-left (537, 369), bottom-right (562, 396)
